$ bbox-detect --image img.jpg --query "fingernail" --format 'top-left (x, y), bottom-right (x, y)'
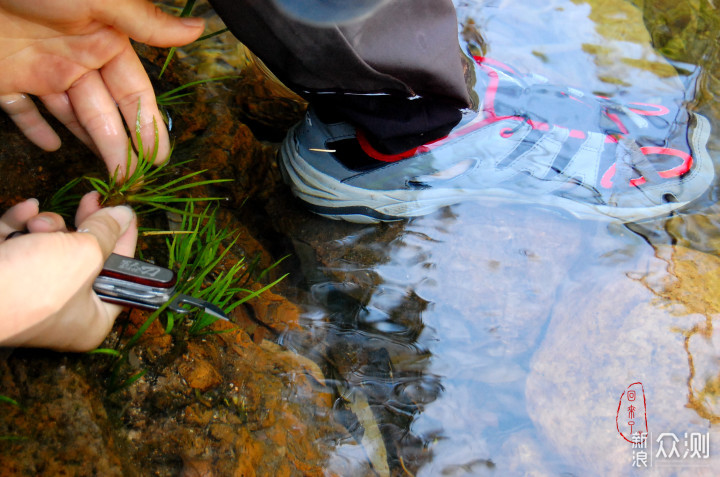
top-left (36, 215), bottom-right (56, 226)
top-left (181, 17), bottom-right (205, 28)
top-left (106, 205), bottom-right (135, 233)
top-left (26, 198), bottom-right (39, 207)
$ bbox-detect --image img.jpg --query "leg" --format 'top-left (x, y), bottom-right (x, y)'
top-left (211, 0), bottom-right (714, 224)
top-left (208, 0), bottom-right (470, 152)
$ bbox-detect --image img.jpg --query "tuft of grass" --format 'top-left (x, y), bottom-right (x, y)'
top-left (96, 203), bottom-right (288, 394)
top-left (84, 108), bottom-right (232, 216)
top-left (47, 106), bottom-right (232, 219)
top-left (166, 202), bottom-right (288, 335)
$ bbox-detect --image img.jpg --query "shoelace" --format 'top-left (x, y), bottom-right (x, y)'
top-left (608, 137), bottom-right (664, 206)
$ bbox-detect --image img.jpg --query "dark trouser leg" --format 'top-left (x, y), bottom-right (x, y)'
top-left (208, 0), bottom-right (470, 153)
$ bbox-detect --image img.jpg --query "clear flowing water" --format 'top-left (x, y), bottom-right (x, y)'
top-left (270, 0), bottom-right (720, 475)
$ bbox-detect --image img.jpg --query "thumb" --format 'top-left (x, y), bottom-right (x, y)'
top-left (92, 0), bottom-right (205, 48)
top-left (76, 205), bottom-right (136, 260)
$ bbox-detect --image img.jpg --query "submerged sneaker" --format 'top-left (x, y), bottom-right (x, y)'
top-left (279, 56), bottom-right (715, 223)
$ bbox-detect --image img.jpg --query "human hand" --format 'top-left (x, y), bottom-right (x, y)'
top-left (0, 0), bottom-right (205, 177)
top-left (0, 192), bottom-right (138, 351)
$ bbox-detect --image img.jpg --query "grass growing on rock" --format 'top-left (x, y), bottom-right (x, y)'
top-left (99, 203), bottom-right (287, 394)
top-left (47, 106), bottom-right (231, 219)
top-left (43, 105), bottom-right (288, 392)
top-left (87, 110), bottom-right (232, 216)
top-left (166, 203), bottom-right (288, 336)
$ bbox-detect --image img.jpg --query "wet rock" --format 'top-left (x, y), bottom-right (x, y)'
top-left (636, 0), bottom-right (720, 109)
top-left (649, 246), bottom-right (720, 424)
top-left (179, 457), bottom-right (215, 477)
top-left (90, 329), bottom-right (342, 475)
top-left (526, 238), bottom-right (720, 475)
top-left (248, 287), bottom-right (303, 333)
top-left (0, 353), bottom-right (131, 476)
top-left (179, 358), bottom-right (223, 392)
top-left (0, 6), bottom-right (340, 474)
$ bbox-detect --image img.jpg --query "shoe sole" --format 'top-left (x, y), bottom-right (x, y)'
top-left (279, 113), bottom-right (714, 224)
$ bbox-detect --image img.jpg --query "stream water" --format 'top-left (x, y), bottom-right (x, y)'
top-left (270, 0), bottom-right (720, 475)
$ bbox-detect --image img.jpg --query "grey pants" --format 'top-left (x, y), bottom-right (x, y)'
top-left (208, 0), bottom-right (470, 152)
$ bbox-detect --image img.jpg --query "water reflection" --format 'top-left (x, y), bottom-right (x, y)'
top-left (281, 202), bottom-right (590, 474)
top-left (284, 205), bottom-right (720, 474)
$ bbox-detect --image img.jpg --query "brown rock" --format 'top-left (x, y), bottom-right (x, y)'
top-left (179, 358), bottom-right (223, 391)
top-left (248, 287), bottom-right (303, 332)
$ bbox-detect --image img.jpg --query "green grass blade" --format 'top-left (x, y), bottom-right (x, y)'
top-left (158, 0), bottom-right (198, 78)
top-left (225, 273), bottom-right (289, 312)
top-left (124, 298), bottom-right (175, 349)
top-left (256, 254), bottom-right (291, 282)
top-left (159, 47), bottom-right (177, 79)
top-left (196, 28), bottom-right (229, 42)
top-left (164, 312), bottom-right (175, 334)
top-left (0, 395), bottom-right (21, 408)
top-left (157, 76), bottom-right (239, 102)
top-left (117, 368), bottom-right (148, 391)
top-left (84, 176), bottom-right (110, 195)
top-left (148, 168), bottom-right (211, 191)
top-left (87, 348), bottom-right (122, 358)
top-left (45, 177), bottom-right (84, 217)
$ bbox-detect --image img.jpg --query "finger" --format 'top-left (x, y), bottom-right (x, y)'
top-left (40, 93), bottom-right (100, 156)
top-left (75, 205), bottom-right (135, 260)
top-left (113, 210), bottom-right (138, 258)
top-left (101, 44), bottom-right (171, 164)
top-left (0, 198), bottom-right (39, 238)
top-left (76, 193), bottom-right (137, 257)
top-left (0, 229), bottom-right (121, 352)
top-left (67, 70), bottom-right (137, 178)
top-left (92, 0), bottom-right (205, 48)
top-left (0, 93), bottom-right (61, 151)
top-left (74, 191), bottom-right (102, 227)
top-left (26, 212), bottom-right (68, 234)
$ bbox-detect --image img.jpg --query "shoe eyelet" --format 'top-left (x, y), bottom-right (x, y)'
top-left (500, 128), bottom-right (514, 138)
top-left (628, 102), bottom-right (670, 117)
